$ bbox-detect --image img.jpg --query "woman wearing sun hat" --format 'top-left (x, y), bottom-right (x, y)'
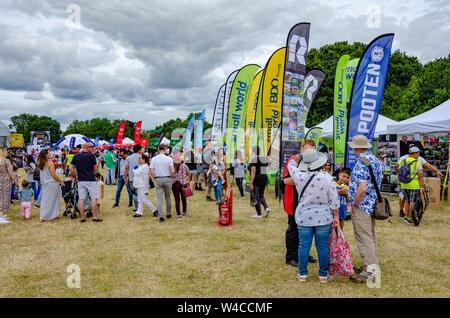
top-left (287, 148), bottom-right (340, 283)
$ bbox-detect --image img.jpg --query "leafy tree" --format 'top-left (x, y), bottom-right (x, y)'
top-left (9, 114), bottom-right (62, 143)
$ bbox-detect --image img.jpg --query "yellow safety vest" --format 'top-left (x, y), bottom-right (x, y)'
top-left (400, 157), bottom-right (420, 190)
top-left (66, 154), bottom-right (74, 167)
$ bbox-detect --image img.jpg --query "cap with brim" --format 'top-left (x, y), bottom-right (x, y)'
top-left (347, 135), bottom-right (372, 149)
top-left (298, 149), bottom-right (328, 172)
top-left (409, 146), bottom-right (420, 153)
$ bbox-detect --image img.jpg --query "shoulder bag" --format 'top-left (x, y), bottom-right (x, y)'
top-left (358, 157), bottom-right (392, 220)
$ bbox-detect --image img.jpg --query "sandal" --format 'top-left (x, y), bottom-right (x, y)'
top-left (319, 276), bottom-right (332, 283)
top-left (80, 219), bottom-right (86, 223)
top-left (296, 274), bottom-right (307, 282)
top-left (92, 218), bottom-right (103, 222)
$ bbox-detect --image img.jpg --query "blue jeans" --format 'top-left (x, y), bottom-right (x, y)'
top-left (106, 168), bottom-right (116, 185)
top-left (115, 176), bottom-right (133, 206)
top-left (213, 178), bottom-right (222, 201)
top-left (235, 177), bottom-right (244, 197)
top-left (30, 181), bottom-right (39, 201)
top-left (297, 223), bottom-right (332, 277)
top-left (36, 182), bottom-right (42, 205)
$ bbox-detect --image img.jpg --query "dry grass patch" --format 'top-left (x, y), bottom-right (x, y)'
top-left (0, 168), bottom-right (449, 297)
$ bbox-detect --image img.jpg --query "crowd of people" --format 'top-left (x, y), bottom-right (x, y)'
top-left (0, 134), bottom-right (444, 284)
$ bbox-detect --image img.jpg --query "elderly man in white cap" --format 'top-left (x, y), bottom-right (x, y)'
top-left (398, 146), bottom-right (424, 224)
top-left (347, 135), bottom-right (383, 283)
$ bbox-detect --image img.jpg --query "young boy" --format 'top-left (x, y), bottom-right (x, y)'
top-left (14, 180), bottom-right (34, 220)
top-left (335, 168), bottom-right (351, 230)
top-left (207, 161), bottom-right (224, 203)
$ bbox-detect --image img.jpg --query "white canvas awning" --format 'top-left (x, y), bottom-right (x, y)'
top-left (386, 99), bottom-right (450, 135)
top-left (307, 114), bottom-right (397, 138)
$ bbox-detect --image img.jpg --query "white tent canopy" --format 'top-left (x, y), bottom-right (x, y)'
top-left (54, 134), bottom-right (94, 148)
top-left (386, 99), bottom-right (450, 135)
top-left (307, 114), bottom-right (398, 138)
top-left (122, 137), bottom-right (135, 145)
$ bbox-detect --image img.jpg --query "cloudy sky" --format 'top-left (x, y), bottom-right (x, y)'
top-left (0, 0), bottom-right (449, 131)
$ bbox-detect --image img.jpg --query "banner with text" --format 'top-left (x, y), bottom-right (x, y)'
top-left (345, 33), bottom-right (394, 169)
top-left (211, 84), bottom-right (226, 149)
top-left (262, 48), bottom-right (286, 156)
top-left (334, 55), bottom-right (350, 165)
top-left (280, 22), bottom-right (310, 172)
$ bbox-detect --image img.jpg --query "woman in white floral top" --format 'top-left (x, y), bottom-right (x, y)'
top-left (171, 154), bottom-right (191, 219)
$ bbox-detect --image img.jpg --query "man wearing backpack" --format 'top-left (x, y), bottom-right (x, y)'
top-left (396, 145), bottom-right (442, 217)
top-left (398, 147), bottom-right (424, 224)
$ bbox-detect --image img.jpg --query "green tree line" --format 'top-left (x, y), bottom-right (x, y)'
top-left (305, 41), bottom-right (449, 127)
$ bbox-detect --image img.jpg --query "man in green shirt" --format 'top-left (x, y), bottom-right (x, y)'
top-left (105, 146), bottom-right (117, 185)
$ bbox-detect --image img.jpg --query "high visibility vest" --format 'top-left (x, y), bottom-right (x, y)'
top-left (400, 157), bottom-right (420, 190)
top-left (66, 154), bottom-right (74, 167)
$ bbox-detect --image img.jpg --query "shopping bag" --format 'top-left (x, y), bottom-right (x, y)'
top-left (328, 227), bottom-right (354, 276)
top-left (182, 185), bottom-right (193, 198)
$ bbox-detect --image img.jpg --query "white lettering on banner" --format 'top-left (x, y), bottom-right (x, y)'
top-left (289, 35), bottom-right (307, 65)
top-left (357, 63), bottom-right (380, 134)
top-left (304, 74), bottom-right (318, 104)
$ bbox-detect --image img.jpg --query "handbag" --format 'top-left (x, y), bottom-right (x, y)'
top-left (358, 157), bottom-right (392, 220)
top-left (328, 227), bottom-right (354, 276)
top-left (182, 184), bottom-right (193, 198)
top-left (33, 168), bottom-right (40, 182)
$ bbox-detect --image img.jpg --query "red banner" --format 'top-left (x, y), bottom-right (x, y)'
top-left (116, 122), bottom-right (126, 144)
top-left (135, 121), bottom-right (142, 144)
top-left (141, 138), bottom-right (149, 148)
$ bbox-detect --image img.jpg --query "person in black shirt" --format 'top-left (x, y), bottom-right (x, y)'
top-left (70, 143), bottom-right (102, 223)
top-left (248, 146), bottom-right (270, 219)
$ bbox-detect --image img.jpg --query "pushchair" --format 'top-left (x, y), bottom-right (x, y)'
top-left (411, 186), bottom-right (430, 226)
top-left (63, 180), bottom-right (93, 219)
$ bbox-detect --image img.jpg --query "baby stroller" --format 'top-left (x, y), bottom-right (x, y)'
top-left (411, 186), bottom-right (430, 226)
top-left (63, 180), bottom-right (93, 219)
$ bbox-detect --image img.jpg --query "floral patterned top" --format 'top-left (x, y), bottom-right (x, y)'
top-left (348, 151), bottom-right (383, 216)
top-left (287, 159), bottom-right (340, 227)
top-left (172, 163), bottom-right (190, 186)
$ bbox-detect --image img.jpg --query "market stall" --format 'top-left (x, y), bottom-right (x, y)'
top-left (386, 99), bottom-right (450, 199)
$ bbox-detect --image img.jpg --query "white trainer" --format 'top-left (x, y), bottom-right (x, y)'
top-left (0, 218), bottom-right (11, 224)
top-left (251, 214), bottom-right (263, 219)
top-left (264, 208), bottom-right (270, 217)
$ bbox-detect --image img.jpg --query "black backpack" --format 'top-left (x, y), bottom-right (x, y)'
top-left (33, 168), bottom-right (40, 182)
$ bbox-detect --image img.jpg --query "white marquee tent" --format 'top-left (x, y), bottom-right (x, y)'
top-left (386, 99), bottom-right (450, 135)
top-left (307, 114), bottom-right (398, 138)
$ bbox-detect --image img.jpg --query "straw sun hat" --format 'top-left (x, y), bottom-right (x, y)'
top-left (298, 148), bottom-right (328, 172)
top-left (347, 135), bottom-right (372, 149)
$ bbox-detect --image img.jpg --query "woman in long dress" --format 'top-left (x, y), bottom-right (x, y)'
top-left (38, 149), bottom-right (64, 222)
top-left (0, 147), bottom-right (19, 224)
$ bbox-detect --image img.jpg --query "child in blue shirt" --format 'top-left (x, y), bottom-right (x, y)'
top-left (15, 180), bottom-right (34, 220)
top-left (335, 168), bottom-right (351, 230)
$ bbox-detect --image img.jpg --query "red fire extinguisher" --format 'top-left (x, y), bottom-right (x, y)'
top-left (217, 187), bottom-right (232, 227)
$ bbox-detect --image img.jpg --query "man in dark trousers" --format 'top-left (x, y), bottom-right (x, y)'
top-left (283, 140), bottom-right (317, 266)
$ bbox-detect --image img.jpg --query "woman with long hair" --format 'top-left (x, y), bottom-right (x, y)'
top-left (0, 147), bottom-right (18, 224)
top-left (38, 149), bottom-right (64, 222)
top-left (172, 154), bottom-right (191, 219)
top-left (232, 150), bottom-right (246, 199)
top-left (322, 161), bottom-right (333, 176)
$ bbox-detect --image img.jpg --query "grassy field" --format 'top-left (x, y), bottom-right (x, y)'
top-left (0, 167), bottom-right (449, 298)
